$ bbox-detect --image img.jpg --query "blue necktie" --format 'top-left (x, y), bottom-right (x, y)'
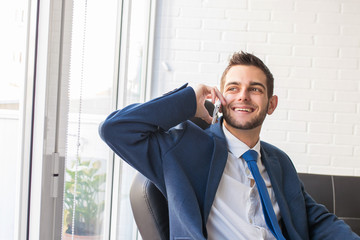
top-left (242, 149), bottom-right (286, 240)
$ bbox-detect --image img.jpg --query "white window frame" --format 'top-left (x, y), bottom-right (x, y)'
top-left (13, 0), bottom-right (40, 239)
top-left (26, 0), bottom-right (67, 238)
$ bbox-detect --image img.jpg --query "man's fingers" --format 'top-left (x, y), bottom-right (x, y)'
top-left (213, 87), bottom-right (227, 106)
top-left (210, 88), bottom-right (216, 103)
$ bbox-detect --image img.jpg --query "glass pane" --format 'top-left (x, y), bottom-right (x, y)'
top-left (0, 0), bottom-right (29, 239)
top-left (117, 0), bottom-right (149, 239)
top-left (125, 0), bottom-right (148, 104)
top-left (61, 0), bottom-right (119, 239)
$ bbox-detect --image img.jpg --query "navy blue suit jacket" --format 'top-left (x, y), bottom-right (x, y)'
top-left (100, 84), bottom-right (359, 240)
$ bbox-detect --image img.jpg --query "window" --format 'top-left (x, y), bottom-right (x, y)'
top-left (60, 0), bottom-right (119, 239)
top-left (0, 0), bottom-right (156, 238)
top-left (59, 0), bottom-right (156, 239)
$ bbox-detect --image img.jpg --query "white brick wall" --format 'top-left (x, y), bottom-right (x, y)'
top-left (152, 0), bottom-right (360, 176)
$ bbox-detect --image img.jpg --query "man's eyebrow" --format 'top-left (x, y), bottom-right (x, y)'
top-left (225, 81), bottom-right (266, 90)
top-left (224, 81), bottom-right (240, 87)
top-left (250, 82), bottom-right (266, 89)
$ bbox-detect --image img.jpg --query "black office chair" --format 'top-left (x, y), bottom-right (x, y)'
top-left (129, 102), bottom-right (360, 239)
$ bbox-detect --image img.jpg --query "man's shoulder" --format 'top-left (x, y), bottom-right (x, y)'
top-left (260, 141), bottom-right (290, 159)
top-left (261, 140), bottom-right (282, 151)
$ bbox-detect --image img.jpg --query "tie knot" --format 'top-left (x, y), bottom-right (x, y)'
top-left (242, 149), bottom-right (258, 163)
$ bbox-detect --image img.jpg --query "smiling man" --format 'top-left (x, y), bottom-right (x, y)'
top-left (100, 51), bottom-right (359, 240)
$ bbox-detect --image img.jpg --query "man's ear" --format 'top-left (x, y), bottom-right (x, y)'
top-left (267, 95), bottom-right (278, 115)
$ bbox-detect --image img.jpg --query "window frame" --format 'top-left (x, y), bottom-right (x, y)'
top-left (13, 0), bottom-right (40, 239)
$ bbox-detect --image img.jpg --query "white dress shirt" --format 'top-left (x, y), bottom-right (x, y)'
top-left (206, 125), bottom-right (281, 240)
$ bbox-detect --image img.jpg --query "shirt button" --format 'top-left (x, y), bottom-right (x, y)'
top-left (249, 219), bottom-right (253, 224)
top-left (246, 168), bottom-right (250, 175)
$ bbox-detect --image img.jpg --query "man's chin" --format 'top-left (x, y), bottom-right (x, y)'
top-left (223, 117), bottom-right (262, 131)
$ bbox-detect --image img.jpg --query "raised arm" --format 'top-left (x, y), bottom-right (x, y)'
top-left (99, 85), bottom-right (196, 187)
top-left (99, 83), bottom-right (225, 192)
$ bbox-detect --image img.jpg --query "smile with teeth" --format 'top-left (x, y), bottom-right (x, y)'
top-left (234, 107), bottom-right (254, 113)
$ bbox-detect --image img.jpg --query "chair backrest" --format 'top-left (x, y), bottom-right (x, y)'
top-left (130, 172), bottom-right (169, 240)
top-left (298, 173), bottom-right (360, 235)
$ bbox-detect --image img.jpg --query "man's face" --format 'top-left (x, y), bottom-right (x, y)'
top-left (221, 65), bottom-right (277, 131)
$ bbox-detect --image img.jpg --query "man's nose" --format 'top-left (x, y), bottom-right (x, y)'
top-left (237, 89), bottom-right (249, 101)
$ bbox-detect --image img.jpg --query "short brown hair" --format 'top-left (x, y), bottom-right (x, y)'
top-left (220, 51), bottom-right (274, 97)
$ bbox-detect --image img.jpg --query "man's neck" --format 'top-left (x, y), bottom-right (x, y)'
top-left (223, 122), bottom-right (261, 148)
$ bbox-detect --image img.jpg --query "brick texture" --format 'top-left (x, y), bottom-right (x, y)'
top-left (152, 0), bottom-right (360, 176)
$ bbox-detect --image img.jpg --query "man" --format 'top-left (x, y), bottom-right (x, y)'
top-left (100, 51), bottom-right (359, 239)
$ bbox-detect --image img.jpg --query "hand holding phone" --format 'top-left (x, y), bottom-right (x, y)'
top-left (193, 84), bottom-right (226, 124)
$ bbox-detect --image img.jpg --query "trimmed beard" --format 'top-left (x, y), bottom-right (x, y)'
top-left (222, 103), bottom-right (268, 130)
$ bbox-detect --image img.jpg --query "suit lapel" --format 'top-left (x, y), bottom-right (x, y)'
top-left (203, 120), bottom-right (228, 225)
top-left (260, 145), bottom-right (283, 189)
top-left (260, 145), bottom-right (295, 238)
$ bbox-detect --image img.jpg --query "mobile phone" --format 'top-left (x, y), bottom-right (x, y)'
top-left (212, 100), bottom-right (221, 124)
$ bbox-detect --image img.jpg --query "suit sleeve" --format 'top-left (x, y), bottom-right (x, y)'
top-left (99, 84), bottom-right (197, 192)
top-left (303, 184), bottom-right (360, 239)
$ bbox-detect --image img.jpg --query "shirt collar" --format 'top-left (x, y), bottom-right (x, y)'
top-left (222, 124), bottom-right (261, 159)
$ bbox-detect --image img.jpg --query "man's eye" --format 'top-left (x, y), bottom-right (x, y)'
top-left (228, 87), bottom-right (237, 91)
top-left (250, 88), bottom-right (261, 92)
